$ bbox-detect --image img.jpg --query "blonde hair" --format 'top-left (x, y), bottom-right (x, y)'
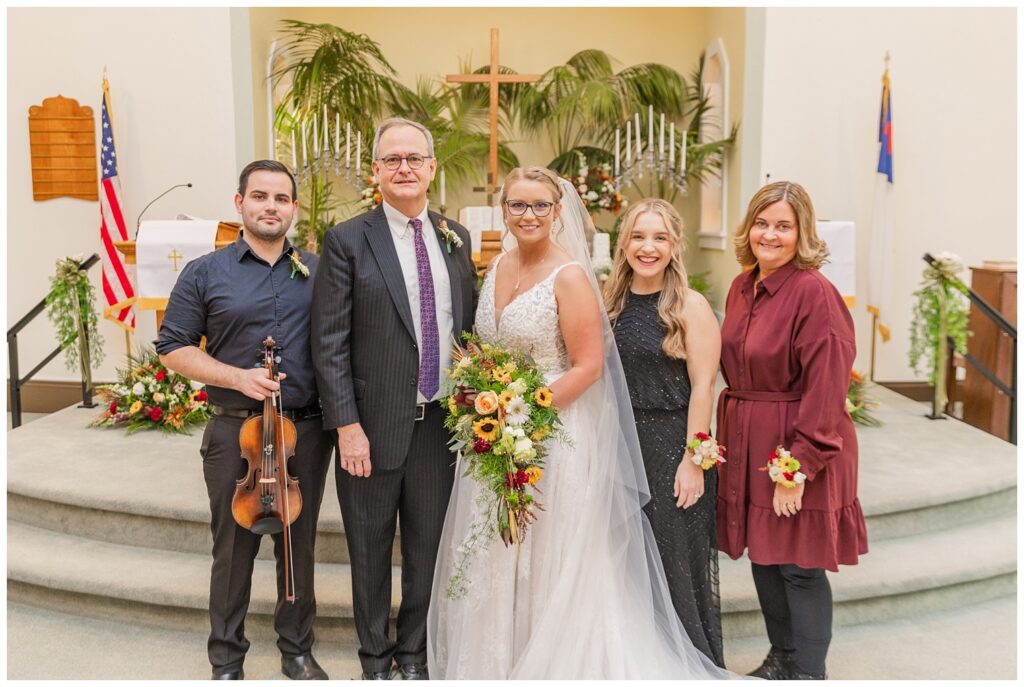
top-left (734, 181), bottom-right (829, 269)
top-left (500, 167), bottom-right (563, 204)
top-left (605, 199), bottom-right (690, 359)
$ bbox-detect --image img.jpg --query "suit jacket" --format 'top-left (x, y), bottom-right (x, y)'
top-left (311, 204), bottom-right (477, 470)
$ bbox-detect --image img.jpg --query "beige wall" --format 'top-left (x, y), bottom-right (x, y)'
top-left (7, 8), bottom-right (249, 382)
top-left (757, 7), bottom-right (1016, 381)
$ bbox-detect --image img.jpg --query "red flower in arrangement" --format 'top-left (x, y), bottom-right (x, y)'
top-left (454, 386), bottom-right (477, 407)
top-left (149, 406), bottom-right (164, 422)
top-left (155, 369), bottom-right (167, 382)
top-left (109, 401), bottom-right (118, 414)
top-left (473, 438), bottom-right (492, 454)
top-left (694, 431), bottom-right (712, 442)
top-left (196, 389), bottom-right (208, 403)
top-left (505, 469), bottom-right (530, 489)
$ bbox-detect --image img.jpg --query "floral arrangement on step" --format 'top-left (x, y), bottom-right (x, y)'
top-left (846, 370), bottom-right (881, 427)
top-left (908, 251), bottom-right (971, 384)
top-left (45, 255), bottom-right (104, 373)
top-left (358, 174), bottom-right (382, 211)
top-left (91, 349), bottom-right (210, 434)
top-left (441, 333), bottom-right (566, 600)
top-left (566, 150), bottom-right (625, 214)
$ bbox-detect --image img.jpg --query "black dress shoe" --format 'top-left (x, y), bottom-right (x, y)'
top-left (396, 663), bottom-right (428, 680)
top-left (212, 668), bottom-right (244, 680)
top-left (360, 670), bottom-right (392, 680)
top-left (281, 653), bottom-right (329, 680)
top-left (791, 668), bottom-right (828, 680)
top-left (747, 647), bottom-right (796, 679)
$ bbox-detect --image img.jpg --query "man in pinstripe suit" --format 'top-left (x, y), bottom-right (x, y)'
top-left (311, 118), bottom-right (476, 680)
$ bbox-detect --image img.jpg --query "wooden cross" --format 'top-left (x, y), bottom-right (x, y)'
top-left (446, 28), bottom-right (540, 204)
top-left (168, 248), bottom-right (184, 272)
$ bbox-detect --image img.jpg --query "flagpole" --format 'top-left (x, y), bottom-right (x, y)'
top-left (869, 313), bottom-right (878, 382)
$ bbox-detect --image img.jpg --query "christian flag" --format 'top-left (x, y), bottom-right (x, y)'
top-left (867, 66), bottom-right (893, 342)
top-left (99, 77), bottom-right (136, 330)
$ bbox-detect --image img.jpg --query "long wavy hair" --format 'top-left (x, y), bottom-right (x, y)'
top-left (605, 199), bottom-right (690, 359)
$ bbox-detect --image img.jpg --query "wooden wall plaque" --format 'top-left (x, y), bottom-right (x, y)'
top-left (28, 95), bottom-right (98, 201)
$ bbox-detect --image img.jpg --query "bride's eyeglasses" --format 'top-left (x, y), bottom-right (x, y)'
top-left (504, 200), bottom-right (556, 217)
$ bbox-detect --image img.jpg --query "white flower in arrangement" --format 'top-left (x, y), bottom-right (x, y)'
top-left (794, 472), bottom-right (807, 484)
top-left (190, 380), bottom-right (205, 390)
top-left (504, 396), bottom-right (530, 425)
top-left (149, 383), bottom-right (157, 393)
top-left (132, 382), bottom-right (146, 396)
top-left (513, 437), bottom-right (536, 460)
top-left (152, 392), bottom-right (165, 404)
top-left (506, 379), bottom-right (527, 395)
top-left (586, 190), bottom-right (599, 201)
top-left (768, 465), bottom-right (783, 481)
top-left (505, 426), bottom-right (525, 439)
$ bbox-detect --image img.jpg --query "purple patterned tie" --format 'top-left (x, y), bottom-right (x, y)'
top-left (410, 218), bottom-right (439, 399)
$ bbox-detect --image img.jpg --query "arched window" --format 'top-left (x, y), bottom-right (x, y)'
top-left (266, 40), bottom-right (293, 162)
top-left (698, 38), bottom-right (730, 250)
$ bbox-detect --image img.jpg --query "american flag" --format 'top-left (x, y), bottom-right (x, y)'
top-left (99, 77), bottom-right (135, 330)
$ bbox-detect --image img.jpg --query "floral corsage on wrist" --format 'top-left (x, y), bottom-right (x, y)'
top-left (685, 432), bottom-right (726, 470)
top-left (762, 445), bottom-right (806, 488)
top-left (289, 251), bottom-right (310, 279)
top-left (437, 220), bottom-right (464, 254)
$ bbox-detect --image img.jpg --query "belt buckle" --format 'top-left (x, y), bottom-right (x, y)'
top-left (414, 403), bottom-right (426, 421)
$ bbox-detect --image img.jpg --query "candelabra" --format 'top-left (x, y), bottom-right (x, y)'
top-left (614, 105), bottom-right (689, 197)
top-left (285, 110), bottom-right (367, 193)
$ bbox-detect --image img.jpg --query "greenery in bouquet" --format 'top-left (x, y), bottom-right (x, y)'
top-left (45, 256), bottom-right (104, 373)
top-left (92, 349), bottom-right (211, 434)
top-left (565, 151), bottom-right (625, 215)
top-left (909, 251), bottom-right (971, 384)
top-left (846, 370), bottom-right (881, 427)
top-left (442, 333), bottom-right (566, 599)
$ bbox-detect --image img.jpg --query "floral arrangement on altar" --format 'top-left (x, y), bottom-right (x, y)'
top-left (846, 370), bottom-right (881, 427)
top-left (358, 174), bottom-right (382, 211)
top-left (91, 349), bottom-right (211, 434)
top-left (566, 151), bottom-right (625, 215)
top-left (442, 334), bottom-right (565, 599)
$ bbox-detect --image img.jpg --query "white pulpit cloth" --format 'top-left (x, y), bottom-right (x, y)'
top-left (136, 219), bottom-right (219, 309)
top-left (817, 220), bottom-right (856, 308)
top-left (457, 205), bottom-right (502, 258)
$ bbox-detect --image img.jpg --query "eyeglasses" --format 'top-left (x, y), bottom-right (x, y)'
top-left (376, 154), bottom-right (432, 170)
top-left (504, 200), bottom-right (556, 217)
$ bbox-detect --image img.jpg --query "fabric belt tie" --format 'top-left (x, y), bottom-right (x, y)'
top-left (211, 403), bottom-right (322, 422)
top-left (722, 389), bottom-right (803, 402)
top-left (410, 217), bottom-right (440, 400)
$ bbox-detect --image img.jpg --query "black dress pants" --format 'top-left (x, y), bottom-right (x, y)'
top-left (336, 403), bottom-right (455, 674)
top-left (751, 562), bottom-right (832, 675)
top-left (201, 415), bottom-right (333, 674)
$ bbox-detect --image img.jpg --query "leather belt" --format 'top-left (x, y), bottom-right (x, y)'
top-left (211, 403), bottom-right (322, 422)
top-left (415, 401), bottom-right (443, 421)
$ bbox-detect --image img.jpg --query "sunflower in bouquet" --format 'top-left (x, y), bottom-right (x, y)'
top-left (92, 348), bottom-right (211, 434)
top-left (444, 334), bottom-right (565, 544)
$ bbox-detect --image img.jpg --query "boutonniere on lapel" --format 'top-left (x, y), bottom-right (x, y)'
top-left (437, 219), bottom-right (463, 255)
top-left (289, 251), bottom-right (310, 279)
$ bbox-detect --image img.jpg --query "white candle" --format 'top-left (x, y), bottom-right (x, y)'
top-left (291, 129), bottom-right (297, 170)
top-left (669, 123), bottom-right (675, 170)
top-left (625, 121), bottom-right (632, 163)
top-left (335, 112), bottom-right (340, 156)
top-left (634, 112), bottom-right (642, 161)
top-left (323, 105), bottom-right (330, 155)
top-left (355, 131), bottom-right (361, 174)
top-left (301, 120), bottom-right (308, 166)
top-left (648, 105), bottom-right (654, 153)
top-left (312, 113), bottom-right (319, 157)
top-left (345, 122), bottom-right (351, 168)
top-left (440, 168), bottom-right (446, 207)
top-left (681, 129), bottom-right (687, 175)
top-left (614, 128), bottom-right (620, 178)
top-left (659, 112), bottom-right (665, 160)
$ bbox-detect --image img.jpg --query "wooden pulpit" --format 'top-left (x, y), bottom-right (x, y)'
top-left (114, 221), bottom-right (240, 329)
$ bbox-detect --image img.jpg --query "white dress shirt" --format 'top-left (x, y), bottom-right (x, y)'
top-left (382, 200), bottom-right (454, 403)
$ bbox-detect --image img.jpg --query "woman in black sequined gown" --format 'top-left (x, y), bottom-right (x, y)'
top-left (607, 199), bottom-right (725, 668)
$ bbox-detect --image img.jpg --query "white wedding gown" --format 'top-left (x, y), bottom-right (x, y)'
top-left (427, 257), bottom-right (738, 680)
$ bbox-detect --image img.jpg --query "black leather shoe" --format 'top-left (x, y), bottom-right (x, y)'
top-left (212, 669), bottom-right (244, 680)
top-left (281, 653), bottom-right (329, 680)
top-left (396, 663), bottom-right (428, 680)
top-left (360, 670), bottom-right (392, 680)
top-left (747, 647), bottom-right (796, 679)
top-left (791, 668), bottom-right (828, 680)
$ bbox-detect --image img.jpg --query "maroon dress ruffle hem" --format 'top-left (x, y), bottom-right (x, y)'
top-left (716, 262), bottom-right (869, 571)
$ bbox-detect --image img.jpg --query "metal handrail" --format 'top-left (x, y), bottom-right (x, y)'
top-left (923, 253), bottom-right (1016, 444)
top-left (8, 254), bottom-right (100, 428)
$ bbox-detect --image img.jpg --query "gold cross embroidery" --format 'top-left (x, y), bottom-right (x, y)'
top-left (168, 249), bottom-right (184, 272)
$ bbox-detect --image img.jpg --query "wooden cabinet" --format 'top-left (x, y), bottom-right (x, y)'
top-left (962, 263), bottom-right (1016, 440)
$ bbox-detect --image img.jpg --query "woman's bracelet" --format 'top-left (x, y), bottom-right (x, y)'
top-left (762, 445), bottom-right (806, 488)
top-left (685, 432), bottom-right (726, 471)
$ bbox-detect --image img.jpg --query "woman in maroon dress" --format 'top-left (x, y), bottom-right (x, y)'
top-left (717, 181), bottom-right (868, 680)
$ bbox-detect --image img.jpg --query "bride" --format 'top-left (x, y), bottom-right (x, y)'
top-left (427, 167), bottom-right (738, 679)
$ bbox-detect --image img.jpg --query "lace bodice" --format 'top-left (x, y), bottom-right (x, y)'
top-left (475, 255), bottom-right (578, 376)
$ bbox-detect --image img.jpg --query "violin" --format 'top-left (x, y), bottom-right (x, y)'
top-left (231, 336), bottom-right (302, 601)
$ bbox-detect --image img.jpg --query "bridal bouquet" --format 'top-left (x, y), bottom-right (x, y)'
top-left (91, 348), bottom-right (210, 435)
top-left (442, 334), bottom-right (564, 598)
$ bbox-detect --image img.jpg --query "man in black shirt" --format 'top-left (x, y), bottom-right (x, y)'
top-left (157, 160), bottom-right (332, 680)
